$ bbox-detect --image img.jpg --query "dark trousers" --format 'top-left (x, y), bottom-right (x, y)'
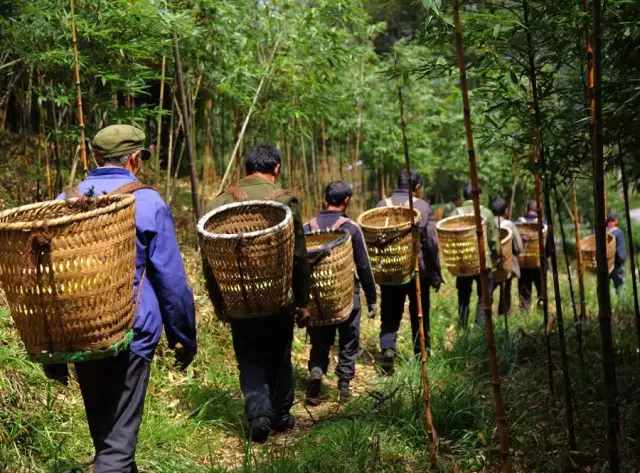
top-left (379, 277), bottom-right (430, 355)
top-left (519, 268), bottom-right (542, 311)
top-left (492, 277), bottom-right (513, 316)
top-left (611, 263), bottom-right (624, 292)
top-left (74, 351), bottom-right (151, 473)
top-left (308, 292), bottom-right (361, 381)
top-left (457, 274), bottom-right (493, 329)
top-left (230, 311), bottom-right (295, 423)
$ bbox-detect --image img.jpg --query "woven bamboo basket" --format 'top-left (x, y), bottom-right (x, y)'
top-left (198, 200), bottom-right (294, 319)
top-left (581, 232), bottom-right (616, 274)
top-left (305, 230), bottom-right (355, 327)
top-left (515, 222), bottom-right (548, 269)
top-left (493, 227), bottom-right (513, 283)
top-left (0, 195), bottom-right (137, 363)
top-left (436, 215), bottom-right (487, 277)
top-left (357, 206), bottom-right (421, 285)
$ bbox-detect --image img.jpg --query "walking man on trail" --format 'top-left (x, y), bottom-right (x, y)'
top-left (517, 200), bottom-right (548, 311)
top-left (607, 209), bottom-right (627, 292)
top-left (202, 142), bottom-right (311, 443)
top-left (443, 191), bottom-right (462, 219)
top-left (45, 124), bottom-right (198, 473)
top-left (303, 181), bottom-right (377, 404)
top-left (454, 183), bottom-right (500, 329)
top-left (376, 170), bottom-right (441, 372)
top-left (490, 197), bottom-right (523, 317)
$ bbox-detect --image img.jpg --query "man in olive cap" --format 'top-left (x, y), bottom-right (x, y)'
top-left (44, 124), bottom-right (197, 473)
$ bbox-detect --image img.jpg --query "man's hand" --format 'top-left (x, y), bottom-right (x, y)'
top-left (367, 303), bottom-right (378, 319)
top-left (295, 307), bottom-right (311, 328)
top-left (174, 343), bottom-right (196, 371)
top-left (43, 364), bottom-right (69, 386)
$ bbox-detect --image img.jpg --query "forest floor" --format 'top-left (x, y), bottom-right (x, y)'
top-left (1, 184), bottom-right (640, 472)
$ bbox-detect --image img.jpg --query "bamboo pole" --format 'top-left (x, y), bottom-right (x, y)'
top-left (172, 32), bottom-right (202, 223)
top-left (572, 183), bottom-right (587, 327)
top-left (395, 60), bottom-right (438, 471)
top-left (165, 95), bottom-right (176, 200)
top-left (592, 1), bottom-right (620, 470)
top-left (155, 55), bottom-right (166, 185)
top-left (69, 0), bottom-right (87, 171)
top-left (451, 2), bottom-right (510, 470)
top-left (524, 0), bottom-right (576, 449)
top-left (619, 141), bottom-right (640, 360)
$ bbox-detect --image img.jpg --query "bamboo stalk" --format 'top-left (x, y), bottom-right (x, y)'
top-left (395, 58), bottom-right (438, 471)
top-left (592, 1), bottom-right (620, 470)
top-left (165, 95), bottom-right (176, 200)
top-left (524, 0), bottom-right (575, 449)
top-left (310, 128), bottom-right (320, 207)
top-left (619, 141), bottom-right (640, 361)
top-left (300, 131), bottom-right (311, 216)
top-left (155, 55), bottom-right (166, 186)
top-left (69, 0), bottom-right (87, 171)
top-left (451, 2), bottom-right (510, 470)
top-left (572, 182), bottom-right (587, 366)
top-left (172, 31), bottom-right (202, 225)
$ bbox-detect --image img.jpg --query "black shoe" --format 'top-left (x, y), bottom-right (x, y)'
top-left (248, 416), bottom-right (271, 443)
top-left (272, 413), bottom-right (296, 433)
top-left (338, 379), bottom-right (352, 403)
top-left (379, 349), bottom-right (395, 375)
top-left (306, 367), bottom-right (323, 405)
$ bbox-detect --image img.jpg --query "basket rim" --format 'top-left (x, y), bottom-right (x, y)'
top-left (305, 228), bottom-right (351, 256)
top-left (436, 214), bottom-right (486, 232)
top-left (197, 199), bottom-right (292, 240)
top-left (0, 194), bottom-right (135, 231)
top-left (580, 232), bottom-right (615, 244)
top-left (515, 221), bottom-right (548, 233)
top-left (356, 205), bottom-right (420, 228)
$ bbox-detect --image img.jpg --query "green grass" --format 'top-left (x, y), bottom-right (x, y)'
top-left (2, 246), bottom-right (640, 472)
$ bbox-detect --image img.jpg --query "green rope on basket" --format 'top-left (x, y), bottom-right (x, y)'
top-left (31, 330), bottom-right (134, 364)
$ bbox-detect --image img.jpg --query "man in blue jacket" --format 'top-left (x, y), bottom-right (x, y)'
top-left (45, 125), bottom-right (197, 473)
top-left (303, 181), bottom-right (377, 403)
top-left (607, 210), bottom-right (627, 292)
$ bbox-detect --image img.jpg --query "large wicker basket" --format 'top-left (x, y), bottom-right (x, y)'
top-left (493, 227), bottom-right (513, 283)
top-left (581, 232), bottom-right (616, 274)
top-left (305, 230), bottom-right (355, 327)
top-left (198, 200), bottom-right (294, 319)
top-left (436, 215), bottom-right (487, 277)
top-left (357, 206), bottom-right (420, 286)
top-left (0, 195), bottom-right (137, 363)
top-left (516, 222), bottom-right (548, 269)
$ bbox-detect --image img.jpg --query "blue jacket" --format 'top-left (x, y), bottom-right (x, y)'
top-left (607, 225), bottom-right (627, 266)
top-left (59, 167), bottom-right (197, 361)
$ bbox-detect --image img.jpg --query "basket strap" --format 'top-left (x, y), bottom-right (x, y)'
top-left (266, 189), bottom-right (293, 201)
top-left (64, 184), bottom-right (81, 199)
top-left (227, 186), bottom-right (248, 202)
top-left (111, 182), bottom-right (157, 195)
top-left (384, 197), bottom-right (393, 207)
top-left (331, 217), bottom-right (350, 230)
top-left (130, 266), bottom-right (147, 329)
top-left (307, 218), bottom-right (320, 232)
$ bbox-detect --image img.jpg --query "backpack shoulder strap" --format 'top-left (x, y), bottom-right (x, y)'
top-left (64, 184), bottom-right (81, 199)
top-left (384, 197), bottom-right (393, 207)
top-left (331, 216), bottom-right (351, 230)
top-left (111, 182), bottom-right (157, 195)
top-left (306, 218), bottom-right (320, 232)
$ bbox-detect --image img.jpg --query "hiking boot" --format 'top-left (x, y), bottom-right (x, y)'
top-left (272, 413), bottom-right (296, 433)
top-left (338, 379), bottom-right (352, 403)
top-left (248, 416), bottom-right (271, 443)
top-left (306, 367), bottom-right (324, 405)
top-left (379, 348), bottom-right (395, 375)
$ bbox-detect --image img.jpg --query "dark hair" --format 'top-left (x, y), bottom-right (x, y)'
top-left (397, 169), bottom-right (422, 191)
top-left (245, 142), bottom-right (282, 175)
top-left (491, 197), bottom-right (507, 216)
top-left (526, 200), bottom-right (537, 213)
top-left (451, 192), bottom-right (461, 202)
top-left (463, 182), bottom-right (480, 200)
top-left (607, 209), bottom-right (619, 222)
top-left (325, 181), bottom-right (353, 206)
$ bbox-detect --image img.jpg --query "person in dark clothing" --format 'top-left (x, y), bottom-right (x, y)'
top-left (375, 170), bottom-right (441, 372)
top-left (203, 143), bottom-right (311, 443)
top-left (517, 200), bottom-right (549, 311)
top-left (453, 183), bottom-right (500, 329)
top-left (607, 210), bottom-right (627, 292)
top-left (45, 125), bottom-right (197, 473)
top-left (303, 181), bottom-right (377, 403)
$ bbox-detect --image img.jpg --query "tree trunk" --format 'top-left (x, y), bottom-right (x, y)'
top-left (300, 131), bottom-right (311, 216)
top-left (165, 96), bottom-right (176, 200)
top-left (377, 165), bottom-right (386, 201)
top-left (70, 0), bottom-right (88, 171)
top-left (321, 120), bottom-right (329, 189)
top-left (452, 2), bottom-right (511, 470)
top-left (155, 55), bottom-right (166, 185)
top-left (572, 182), bottom-right (587, 364)
top-left (310, 127), bottom-right (320, 207)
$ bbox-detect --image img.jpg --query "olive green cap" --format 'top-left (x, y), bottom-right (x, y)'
top-left (92, 124), bottom-right (151, 160)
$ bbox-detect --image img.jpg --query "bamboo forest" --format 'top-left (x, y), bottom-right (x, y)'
top-left (1, 0), bottom-right (640, 472)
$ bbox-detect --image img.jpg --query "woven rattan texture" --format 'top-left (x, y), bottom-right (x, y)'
top-left (357, 206), bottom-right (420, 286)
top-left (199, 202), bottom-right (294, 319)
top-left (305, 231), bottom-right (354, 327)
top-left (0, 195), bottom-right (137, 359)
top-left (493, 227), bottom-right (513, 283)
top-left (516, 222), bottom-right (547, 269)
top-left (436, 215), bottom-right (487, 277)
top-left (581, 232), bottom-right (616, 274)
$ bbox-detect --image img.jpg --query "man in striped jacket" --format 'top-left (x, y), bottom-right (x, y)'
top-left (303, 181), bottom-right (377, 403)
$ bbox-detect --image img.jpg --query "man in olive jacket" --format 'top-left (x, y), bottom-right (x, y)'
top-left (454, 183), bottom-right (500, 329)
top-left (202, 143), bottom-right (311, 443)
